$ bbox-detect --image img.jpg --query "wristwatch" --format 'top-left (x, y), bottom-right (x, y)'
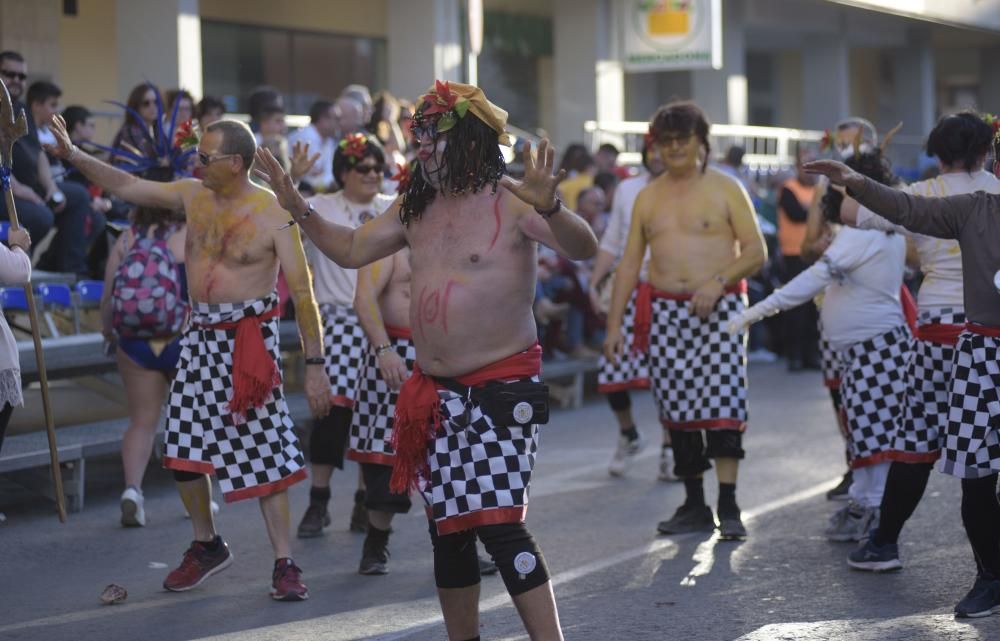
top-left (305, 357), bottom-right (325, 366)
top-left (297, 204), bottom-right (316, 222)
top-left (375, 343), bottom-right (393, 356)
top-left (48, 190), bottom-right (65, 208)
top-left (535, 198), bottom-right (562, 219)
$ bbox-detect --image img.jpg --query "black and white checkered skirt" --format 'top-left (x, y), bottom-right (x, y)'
top-left (163, 293), bottom-right (306, 502)
top-left (424, 377), bottom-right (541, 535)
top-left (319, 303), bottom-right (367, 408)
top-left (647, 293), bottom-right (748, 431)
top-left (940, 331), bottom-right (1000, 479)
top-left (818, 318), bottom-right (842, 389)
top-left (348, 332), bottom-right (417, 466)
top-left (889, 308), bottom-right (963, 463)
top-left (840, 325), bottom-right (911, 469)
top-left (598, 288), bottom-right (650, 393)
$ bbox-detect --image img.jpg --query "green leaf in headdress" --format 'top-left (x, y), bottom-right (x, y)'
top-left (455, 99), bottom-right (470, 119)
top-left (437, 112), bottom-right (458, 133)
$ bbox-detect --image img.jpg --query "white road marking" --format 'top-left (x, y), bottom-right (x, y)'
top-left (734, 613), bottom-right (988, 641)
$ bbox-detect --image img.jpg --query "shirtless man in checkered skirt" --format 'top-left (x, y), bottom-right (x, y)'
top-left (48, 117), bottom-right (331, 601)
top-left (257, 81), bottom-right (597, 641)
top-left (605, 101), bottom-right (767, 541)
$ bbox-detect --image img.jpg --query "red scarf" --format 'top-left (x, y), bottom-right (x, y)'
top-left (916, 322), bottom-right (963, 346)
top-left (900, 286), bottom-right (918, 334)
top-left (632, 281), bottom-right (747, 354)
top-left (390, 343), bottom-right (542, 494)
top-left (200, 306), bottom-right (282, 417)
top-left (966, 323), bottom-right (1000, 338)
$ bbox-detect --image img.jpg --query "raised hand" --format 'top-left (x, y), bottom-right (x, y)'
top-left (44, 114), bottom-right (75, 160)
top-left (500, 139), bottom-right (567, 210)
top-left (289, 141), bottom-right (321, 185)
top-left (802, 159), bottom-right (862, 188)
top-left (255, 146), bottom-right (308, 221)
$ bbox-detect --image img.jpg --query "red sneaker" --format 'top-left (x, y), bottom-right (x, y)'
top-left (271, 558), bottom-right (309, 601)
top-left (163, 538), bottom-right (233, 592)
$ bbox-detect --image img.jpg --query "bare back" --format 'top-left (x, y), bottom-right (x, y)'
top-left (181, 184), bottom-right (286, 303)
top-left (379, 248), bottom-right (412, 329)
top-left (634, 168), bottom-right (758, 293)
top-left (405, 189), bottom-right (538, 376)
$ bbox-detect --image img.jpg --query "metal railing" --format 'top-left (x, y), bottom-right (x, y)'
top-left (583, 120), bottom-right (927, 176)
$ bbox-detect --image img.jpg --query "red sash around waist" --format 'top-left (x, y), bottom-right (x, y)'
top-left (632, 280), bottom-right (747, 354)
top-left (389, 342), bottom-right (542, 493)
top-left (916, 323), bottom-right (963, 346)
top-left (386, 324), bottom-right (413, 340)
top-left (198, 306), bottom-right (282, 417)
top-left (966, 323), bottom-right (1000, 338)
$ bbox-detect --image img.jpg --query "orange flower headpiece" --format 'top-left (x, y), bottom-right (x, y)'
top-left (391, 161), bottom-right (414, 194)
top-left (416, 80), bottom-right (512, 146)
top-left (339, 132), bottom-right (370, 164)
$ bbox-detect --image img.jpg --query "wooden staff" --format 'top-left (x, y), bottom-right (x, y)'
top-left (0, 78), bottom-right (66, 522)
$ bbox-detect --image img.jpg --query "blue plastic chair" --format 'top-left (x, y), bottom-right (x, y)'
top-left (38, 282), bottom-right (79, 334)
top-left (75, 280), bottom-right (104, 307)
top-left (0, 222), bottom-right (9, 243)
top-left (0, 286), bottom-right (28, 311)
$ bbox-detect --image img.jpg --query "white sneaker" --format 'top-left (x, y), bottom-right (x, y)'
top-left (608, 433), bottom-right (645, 477)
top-left (184, 501), bottom-right (221, 519)
top-left (121, 487), bottom-right (146, 527)
top-left (657, 447), bottom-right (678, 482)
top-left (824, 502), bottom-right (877, 542)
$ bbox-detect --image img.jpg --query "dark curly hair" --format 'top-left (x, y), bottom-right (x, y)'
top-left (926, 111), bottom-right (993, 173)
top-left (649, 101), bottom-right (711, 173)
top-left (332, 135), bottom-right (386, 187)
top-left (821, 150), bottom-right (896, 225)
top-left (399, 106), bottom-right (506, 226)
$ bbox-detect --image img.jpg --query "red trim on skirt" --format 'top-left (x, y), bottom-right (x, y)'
top-left (849, 450), bottom-right (895, 470)
top-left (162, 456), bottom-right (214, 475)
top-left (346, 450), bottom-right (396, 467)
top-left (887, 449), bottom-right (941, 464)
top-left (824, 377), bottom-right (841, 389)
top-left (330, 394), bottom-right (355, 409)
top-left (597, 378), bottom-right (651, 394)
top-left (223, 467), bottom-right (308, 503)
top-left (427, 505), bottom-right (528, 535)
top-left (660, 417), bottom-right (746, 431)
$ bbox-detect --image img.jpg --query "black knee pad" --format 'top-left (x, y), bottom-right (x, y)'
top-left (429, 523), bottom-right (480, 589)
top-left (606, 390), bottom-right (631, 412)
top-left (309, 406), bottom-right (352, 467)
top-left (173, 469), bottom-right (203, 483)
top-left (705, 430), bottom-right (745, 460)
top-left (361, 463), bottom-right (412, 513)
top-left (669, 429), bottom-right (712, 478)
top-left (477, 523), bottom-right (550, 596)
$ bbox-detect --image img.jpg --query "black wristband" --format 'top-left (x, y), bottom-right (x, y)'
top-left (305, 357), bottom-right (325, 365)
top-left (535, 198), bottom-right (562, 219)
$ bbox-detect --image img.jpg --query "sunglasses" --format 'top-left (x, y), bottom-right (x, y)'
top-left (352, 163), bottom-right (384, 175)
top-left (198, 152), bottom-right (238, 166)
top-left (411, 122), bottom-right (439, 141)
top-left (1, 70), bottom-right (26, 81)
top-left (656, 133), bottom-right (695, 146)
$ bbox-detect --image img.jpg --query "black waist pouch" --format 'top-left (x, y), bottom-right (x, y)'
top-left (474, 379), bottom-right (550, 428)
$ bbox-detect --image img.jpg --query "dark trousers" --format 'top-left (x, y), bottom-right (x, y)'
top-left (5, 197), bottom-right (54, 249)
top-left (0, 402), bottom-right (14, 455)
top-left (778, 255), bottom-right (819, 364)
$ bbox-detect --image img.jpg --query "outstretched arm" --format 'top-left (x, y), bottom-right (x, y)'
top-left (506, 140), bottom-right (598, 260)
top-left (804, 159), bottom-right (974, 239)
top-left (44, 114), bottom-right (188, 210)
top-left (255, 147), bottom-right (407, 268)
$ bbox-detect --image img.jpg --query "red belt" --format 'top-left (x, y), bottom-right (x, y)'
top-left (198, 306), bottom-right (281, 417)
top-left (389, 343), bottom-right (542, 493)
top-left (386, 324), bottom-right (412, 340)
top-left (633, 280), bottom-right (747, 353)
top-left (966, 323), bottom-right (1000, 338)
top-left (916, 322), bottom-right (963, 346)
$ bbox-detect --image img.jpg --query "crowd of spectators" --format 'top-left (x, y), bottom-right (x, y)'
top-left (0, 49), bottom-right (839, 365)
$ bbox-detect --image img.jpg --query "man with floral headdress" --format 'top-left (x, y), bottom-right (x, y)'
top-left (604, 101), bottom-right (767, 541)
top-left (258, 81), bottom-right (596, 640)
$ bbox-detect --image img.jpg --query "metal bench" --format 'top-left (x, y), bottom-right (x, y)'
top-left (541, 356), bottom-right (601, 409)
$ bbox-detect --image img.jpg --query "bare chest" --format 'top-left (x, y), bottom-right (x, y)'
top-left (187, 208), bottom-right (268, 267)
top-left (645, 188), bottom-right (731, 239)
top-left (406, 193), bottom-right (513, 270)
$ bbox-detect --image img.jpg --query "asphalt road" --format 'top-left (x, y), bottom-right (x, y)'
top-left (1, 362), bottom-right (998, 641)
